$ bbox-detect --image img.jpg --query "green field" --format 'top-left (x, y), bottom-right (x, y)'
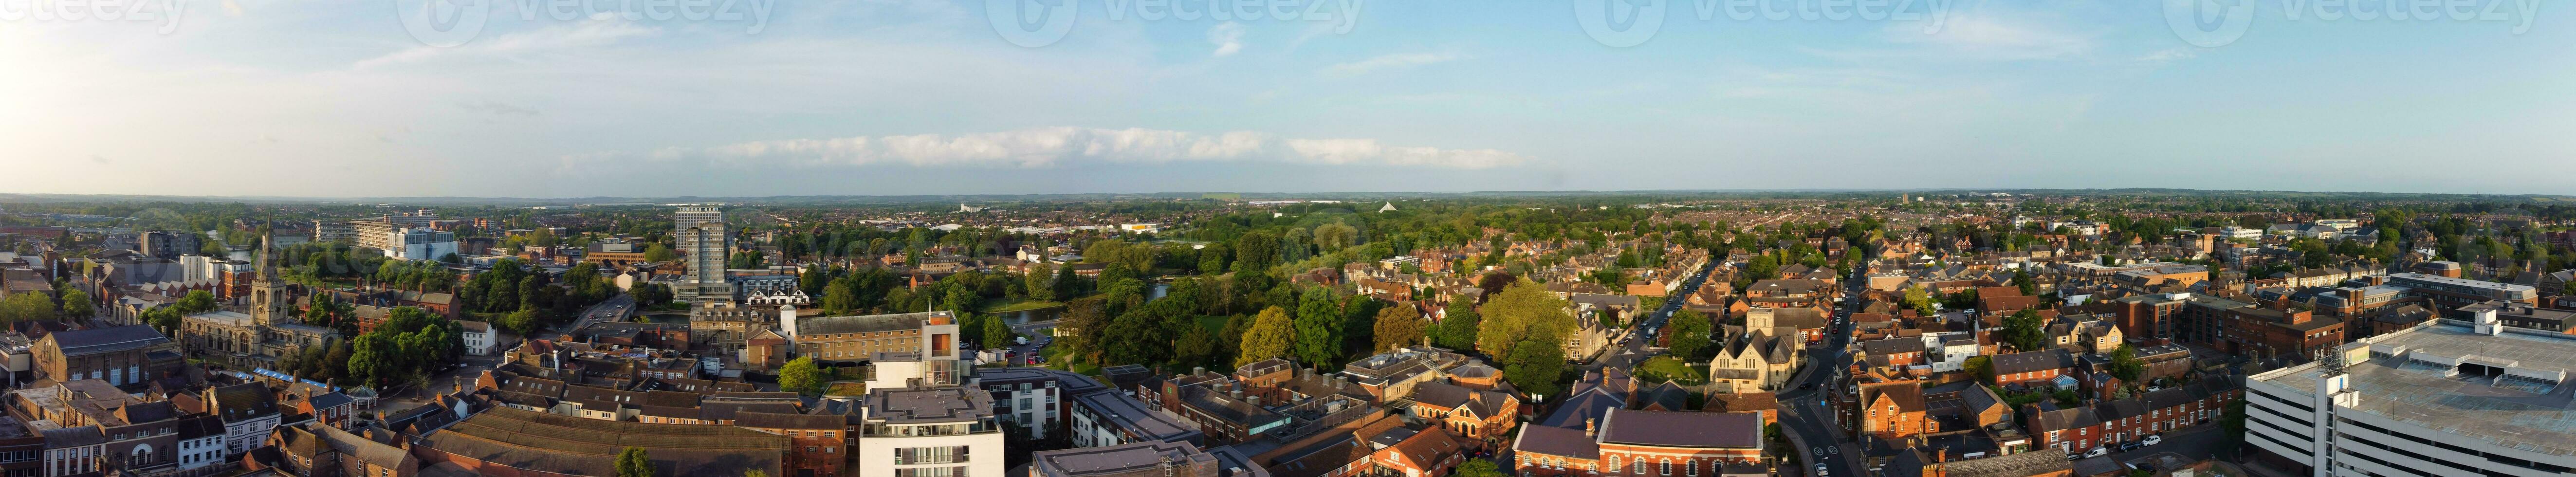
top-left (980, 297), bottom-right (1064, 313)
top-left (1636, 356), bottom-right (1706, 385)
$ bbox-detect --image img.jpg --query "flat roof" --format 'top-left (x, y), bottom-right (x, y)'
top-left (864, 386), bottom-right (993, 424)
top-left (2388, 273), bottom-right (2535, 293)
top-left (2259, 322), bottom-right (2576, 456)
top-left (1031, 440), bottom-right (1211, 477)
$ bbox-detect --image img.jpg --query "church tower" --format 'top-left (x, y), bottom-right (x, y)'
top-left (250, 236), bottom-right (287, 328)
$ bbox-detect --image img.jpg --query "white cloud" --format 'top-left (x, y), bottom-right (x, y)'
top-left (1884, 12), bottom-right (2093, 61)
top-left (2138, 48), bottom-right (2197, 64)
top-left (355, 14), bottom-right (659, 69)
top-left (1208, 22), bottom-right (1245, 57)
top-left (1322, 52), bottom-right (1460, 77)
top-left (594, 127), bottom-right (1531, 170)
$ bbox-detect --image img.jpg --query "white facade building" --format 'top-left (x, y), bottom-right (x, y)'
top-left (2246, 312), bottom-right (2576, 477)
top-left (1922, 331), bottom-right (1981, 373)
top-left (460, 320), bottom-right (495, 356)
top-left (857, 386), bottom-right (1006, 477)
top-left (384, 228), bottom-right (458, 261)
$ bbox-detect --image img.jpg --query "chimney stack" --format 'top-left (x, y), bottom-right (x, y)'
top-left (1584, 418), bottom-right (1597, 437)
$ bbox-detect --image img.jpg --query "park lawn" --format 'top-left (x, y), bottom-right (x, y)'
top-left (981, 297), bottom-right (1064, 314)
top-left (1041, 346), bottom-right (1102, 376)
top-left (1636, 356), bottom-right (1706, 385)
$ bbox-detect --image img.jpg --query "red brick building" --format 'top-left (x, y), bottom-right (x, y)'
top-left (1511, 410), bottom-right (1765, 477)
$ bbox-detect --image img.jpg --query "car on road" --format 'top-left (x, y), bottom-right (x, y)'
top-left (2140, 435), bottom-right (2162, 446)
top-left (2118, 441), bottom-right (2143, 452)
top-left (2083, 446), bottom-right (2109, 458)
top-left (1814, 463), bottom-right (1828, 476)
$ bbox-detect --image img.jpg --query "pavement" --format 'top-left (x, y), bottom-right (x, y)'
top-left (2107, 423), bottom-right (2226, 463)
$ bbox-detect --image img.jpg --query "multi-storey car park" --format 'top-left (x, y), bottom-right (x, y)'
top-left (2246, 308), bottom-right (2576, 477)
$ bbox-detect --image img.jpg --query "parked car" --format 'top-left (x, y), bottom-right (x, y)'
top-left (2083, 447), bottom-right (2108, 458)
top-left (2118, 441), bottom-right (2144, 452)
top-left (2141, 435), bottom-right (2163, 446)
top-left (1814, 464), bottom-right (1828, 476)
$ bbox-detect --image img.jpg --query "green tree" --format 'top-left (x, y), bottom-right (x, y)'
top-left (58, 289), bottom-right (93, 319)
top-left (1666, 309), bottom-right (1714, 360)
top-left (1999, 309), bottom-right (2047, 353)
top-left (1434, 303), bottom-right (1481, 351)
top-left (1312, 221), bottom-right (1358, 252)
top-left (642, 243), bottom-right (677, 262)
top-left (1233, 231), bottom-right (1278, 274)
top-left (1174, 326), bottom-right (1220, 369)
top-left (176, 290), bottom-right (219, 313)
top-left (822, 277), bottom-right (861, 313)
top-left (615, 447), bottom-right (655, 477)
top-left (778, 357), bottom-right (830, 396)
top-left (1476, 280), bottom-right (1576, 360)
top-left (1236, 306), bottom-right (1296, 367)
top-left (1292, 290), bottom-right (1344, 365)
top-left (1903, 285), bottom-right (1937, 316)
top-left (2110, 344), bottom-right (2146, 382)
top-left (1371, 306), bottom-right (1426, 352)
top-left (2011, 268), bottom-right (2038, 296)
top-left (982, 314), bottom-right (1013, 350)
top-left (0, 293), bottom-right (54, 324)
top-left (1025, 265), bottom-right (1056, 302)
top-left (1964, 355), bottom-right (1994, 384)
top-left (1505, 338), bottom-right (1566, 397)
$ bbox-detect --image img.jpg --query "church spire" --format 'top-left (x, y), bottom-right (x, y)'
top-left (256, 235), bottom-right (278, 283)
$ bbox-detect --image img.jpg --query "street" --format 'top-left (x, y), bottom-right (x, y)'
top-left (1769, 269), bottom-right (1870, 476)
top-left (1582, 257), bottom-right (1721, 372)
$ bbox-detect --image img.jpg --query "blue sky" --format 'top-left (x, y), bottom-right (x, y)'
top-left (3, 0), bottom-right (2570, 197)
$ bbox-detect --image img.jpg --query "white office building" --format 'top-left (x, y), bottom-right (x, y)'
top-left (2245, 310), bottom-right (2576, 477)
top-left (384, 228), bottom-right (458, 261)
top-left (857, 386), bottom-right (1005, 477)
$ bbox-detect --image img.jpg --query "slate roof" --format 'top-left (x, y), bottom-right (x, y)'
top-left (44, 325), bottom-right (169, 355)
top-left (798, 311), bottom-right (948, 335)
top-left (1991, 349), bottom-right (2076, 376)
top-left (1596, 409), bottom-right (1761, 448)
top-left (1512, 423), bottom-right (1601, 459)
top-left (211, 383), bottom-right (278, 422)
top-left (733, 411), bottom-right (843, 430)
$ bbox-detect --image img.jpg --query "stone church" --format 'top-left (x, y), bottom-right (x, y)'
top-left (182, 237), bottom-right (339, 368)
